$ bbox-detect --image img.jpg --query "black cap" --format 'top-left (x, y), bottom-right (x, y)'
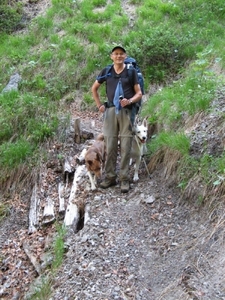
top-left (111, 46), bottom-right (126, 53)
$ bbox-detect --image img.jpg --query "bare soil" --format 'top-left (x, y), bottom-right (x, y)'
top-left (0, 1), bottom-right (225, 299)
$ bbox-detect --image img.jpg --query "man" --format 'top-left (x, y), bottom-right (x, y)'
top-left (91, 46), bottom-right (142, 193)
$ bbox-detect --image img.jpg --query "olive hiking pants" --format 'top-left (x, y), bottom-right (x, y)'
top-left (103, 107), bottom-right (133, 182)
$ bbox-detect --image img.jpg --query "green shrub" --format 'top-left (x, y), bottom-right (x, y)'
top-left (0, 139), bottom-right (33, 168)
top-left (0, 92), bottom-right (58, 149)
top-left (0, 2), bottom-right (23, 33)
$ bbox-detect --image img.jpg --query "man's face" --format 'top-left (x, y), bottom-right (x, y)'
top-left (110, 49), bottom-right (126, 63)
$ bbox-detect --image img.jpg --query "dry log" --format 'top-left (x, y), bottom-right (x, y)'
top-left (81, 129), bottom-right (94, 140)
top-left (23, 241), bottom-right (41, 275)
top-left (28, 183), bottom-right (39, 234)
top-left (74, 118), bottom-right (81, 144)
top-left (75, 147), bottom-right (87, 165)
top-left (58, 182), bottom-right (65, 217)
top-left (43, 196), bottom-right (55, 225)
top-left (64, 165), bottom-right (86, 227)
top-left (63, 156), bottom-right (75, 186)
top-left (63, 157), bottom-right (75, 174)
top-left (84, 204), bottom-right (91, 225)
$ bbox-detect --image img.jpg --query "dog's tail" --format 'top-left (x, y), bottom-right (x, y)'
top-left (96, 133), bottom-right (104, 141)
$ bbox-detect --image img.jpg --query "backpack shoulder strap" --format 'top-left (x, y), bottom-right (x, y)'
top-left (96, 64), bottom-right (113, 81)
top-left (126, 65), bottom-right (136, 87)
top-left (105, 64), bottom-right (113, 76)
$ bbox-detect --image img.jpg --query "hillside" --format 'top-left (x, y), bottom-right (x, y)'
top-left (0, 0), bottom-right (225, 299)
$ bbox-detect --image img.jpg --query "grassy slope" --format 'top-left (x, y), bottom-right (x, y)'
top-left (0, 0), bottom-right (224, 202)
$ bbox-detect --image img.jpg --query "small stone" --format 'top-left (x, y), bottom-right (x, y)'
top-left (144, 195), bottom-right (155, 204)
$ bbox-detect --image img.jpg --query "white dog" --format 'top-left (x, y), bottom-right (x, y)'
top-left (130, 118), bottom-right (148, 182)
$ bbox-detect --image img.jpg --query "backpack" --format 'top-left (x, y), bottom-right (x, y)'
top-left (124, 57), bottom-right (144, 114)
top-left (104, 57), bottom-right (145, 114)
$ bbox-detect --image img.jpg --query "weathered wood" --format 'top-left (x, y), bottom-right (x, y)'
top-left (63, 157), bottom-right (75, 174)
top-left (81, 129), bottom-right (94, 140)
top-left (84, 204), bottom-right (91, 225)
top-left (58, 182), bottom-right (65, 217)
top-left (23, 241), bottom-right (41, 275)
top-left (43, 197), bottom-right (55, 224)
top-left (63, 156), bottom-right (75, 186)
top-left (64, 165), bottom-right (86, 227)
top-left (75, 147), bottom-right (87, 165)
top-left (28, 183), bottom-right (39, 234)
top-left (74, 118), bottom-right (81, 144)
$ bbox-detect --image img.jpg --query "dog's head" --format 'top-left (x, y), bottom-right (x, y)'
top-left (96, 133), bottom-right (104, 141)
top-left (85, 152), bottom-right (103, 178)
top-left (134, 118), bottom-right (148, 144)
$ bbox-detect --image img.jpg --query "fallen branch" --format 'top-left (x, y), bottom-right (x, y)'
top-left (74, 118), bottom-right (81, 144)
top-left (58, 182), bottom-right (65, 217)
top-left (64, 165), bottom-right (86, 227)
top-left (43, 197), bottom-right (55, 225)
top-left (63, 156), bottom-right (75, 188)
top-left (28, 183), bottom-right (39, 234)
top-left (75, 147), bottom-right (87, 165)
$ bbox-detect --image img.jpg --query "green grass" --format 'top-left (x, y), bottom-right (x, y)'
top-left (0, 91), bottom-right (58, 179)
top-left (0, 139), bottom-right (33, 168)
top-left (0, 0), bottom-right (225, 197)
top-left (143, 69), bottom-right (218, 127)
top-left (177, 153), bottom-right (225, 193)
top-left (148, 132), bottom-right (190, 156)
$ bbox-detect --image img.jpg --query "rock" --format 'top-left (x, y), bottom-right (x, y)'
top-left (2, 73), bottom-right (22, 93)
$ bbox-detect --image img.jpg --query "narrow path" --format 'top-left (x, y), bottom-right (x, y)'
top-left (51, 154), bottom-right (225, 300)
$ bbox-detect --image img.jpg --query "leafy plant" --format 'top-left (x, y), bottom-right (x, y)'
top-left (0, 1), bottom-right (23, 33)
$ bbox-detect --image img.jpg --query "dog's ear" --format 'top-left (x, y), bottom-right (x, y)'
top-left (96, 152), bottom-right (103, 163)
top-left (142, 117), bottom-right (148, 127)
top-left (134, 115), bottom-right (141, 126)
top-left (87, 160), bottom-right (93, 166)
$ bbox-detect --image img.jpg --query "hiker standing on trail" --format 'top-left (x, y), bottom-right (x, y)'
top-left (91, 45), bottom-right (142, 193)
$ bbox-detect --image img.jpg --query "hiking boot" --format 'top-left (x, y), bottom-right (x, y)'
top-left (121, 180), bottom-right (130, 193)
top-left (99, 178), bottom-right (117, 189)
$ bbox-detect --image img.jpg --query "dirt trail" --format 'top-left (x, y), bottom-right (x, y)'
top-left (49, 148), bottom-right (225, 300)
top-left (1, 105), bottom-right (225, 299)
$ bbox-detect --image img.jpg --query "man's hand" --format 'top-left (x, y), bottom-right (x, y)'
top-left (99, 104), bottom-right (105, 112)
top-left (120, 98), bottom-right (131, 107)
